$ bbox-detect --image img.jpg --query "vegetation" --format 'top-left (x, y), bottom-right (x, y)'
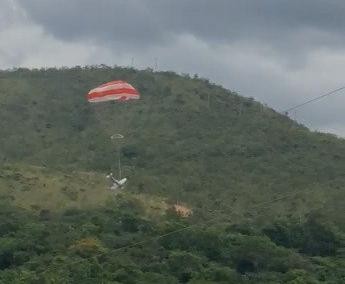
top-left (0, 199), bottom-right (343, 283)
top-left (0, 66), bottom-right (344, 282)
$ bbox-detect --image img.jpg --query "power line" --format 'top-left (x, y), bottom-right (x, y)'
top-left (116, 185), bottom-right (326, 253)
top-left (106, 187), bottom-right (314, 254)
top-left (282, 86), bottom-right (345, 114)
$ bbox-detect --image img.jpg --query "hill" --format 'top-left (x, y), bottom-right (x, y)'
top-left (1, 67), bottom-right (345, 223)
top-left (0, 66), bottom-right (344, 283)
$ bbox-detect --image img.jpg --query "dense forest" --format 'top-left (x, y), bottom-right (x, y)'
top-left (0, 66), bottom-right (344, 283)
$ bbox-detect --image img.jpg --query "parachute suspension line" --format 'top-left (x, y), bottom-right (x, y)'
top-left (118, 142), bottom-right (122, 179)
top-left (111, 133), bottom-right (125, 180)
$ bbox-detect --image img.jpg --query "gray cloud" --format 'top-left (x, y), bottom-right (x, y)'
top-left (16, 0), bottom-right (345, 51)
top-left (2, 0), bottom-right (345, 136)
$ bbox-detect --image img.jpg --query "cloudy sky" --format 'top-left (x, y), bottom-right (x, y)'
top-left (2, 0), bottom-right (345, 136)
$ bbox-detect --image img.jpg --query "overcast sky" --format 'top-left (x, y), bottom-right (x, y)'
top-left (2, 0), bottom-right (345, 136)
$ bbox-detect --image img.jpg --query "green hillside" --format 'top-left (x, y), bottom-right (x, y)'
top-left (0, 67), bottom-right (344, 283)
top-left (1, 67), bottom-right (345, 222)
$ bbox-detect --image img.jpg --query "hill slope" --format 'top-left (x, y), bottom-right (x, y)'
top-left (1, 67), bottom-right (345, 223)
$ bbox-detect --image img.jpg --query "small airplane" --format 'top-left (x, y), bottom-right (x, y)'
top-left (106, 173), bottom-right (127, 190)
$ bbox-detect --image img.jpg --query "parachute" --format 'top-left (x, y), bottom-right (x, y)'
top-left (87, 80), bottom-right (140, 103)
top-left (86, 80), bottom-right (139, 191)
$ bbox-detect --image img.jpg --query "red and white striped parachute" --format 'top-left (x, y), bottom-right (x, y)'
top-left (87, 80), bottom-right (140, 103)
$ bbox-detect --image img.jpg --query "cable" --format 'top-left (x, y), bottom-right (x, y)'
top-left (282, 86), bottom-right (345, 114)
top-left (105, 187), bottom-right (315, 254)
top-left (62, 186), bottom-right (319, 267)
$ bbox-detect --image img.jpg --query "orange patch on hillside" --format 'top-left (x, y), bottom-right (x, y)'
top-left (172, 204), bottom-right (193, 217)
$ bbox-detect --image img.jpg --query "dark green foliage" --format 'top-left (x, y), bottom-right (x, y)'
top-left (160, 228), bottom-right (224, 261)
top-left (263, 214), bottom-right (343, 257)
top-left (0, 202), bottom-right (343, 283)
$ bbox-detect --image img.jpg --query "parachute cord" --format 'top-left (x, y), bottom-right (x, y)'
top-left (117, 143), bottom-right (122, 179)
top-left (91, 104), bottom-right (120, 177)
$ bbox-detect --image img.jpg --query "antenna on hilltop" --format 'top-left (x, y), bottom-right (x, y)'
top-left (154, 58), bottom-right (158, 70)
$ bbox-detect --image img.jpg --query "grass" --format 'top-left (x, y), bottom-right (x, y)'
top-left (0, 163), bottom-right (111, 211)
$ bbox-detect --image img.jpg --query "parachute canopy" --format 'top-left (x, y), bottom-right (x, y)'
top-left (87, 80), bottom-right (140, 103)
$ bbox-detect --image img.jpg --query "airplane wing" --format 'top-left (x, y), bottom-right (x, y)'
top-left (111, 177), bottom-right (119, 185)
top-left (118, 178), bottom-right (127, 186)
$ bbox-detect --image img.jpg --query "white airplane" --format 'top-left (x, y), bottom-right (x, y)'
top-left (106, 173), bottom-right (127, 190)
